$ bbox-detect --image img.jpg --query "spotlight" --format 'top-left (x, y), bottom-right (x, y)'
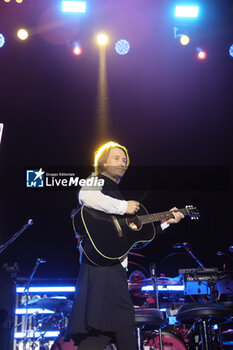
top-left (4, 0), bottom-right (11, 2)
top-left (175, 6), bottom-right (199, 18)
top-left (62, 1), bottom-right (86, 13)
top-left (97, 33), bottom-right (108, 46)
top-left (17, 28), bottom-right (29, 40)
top-left (73, 44), bottom-right (82, 56)
top-left (229, 44), bottom-right (233, 58)
top-left (180, 34), bottom-right (190, 46)
top-left (15, 0), bottom-right (23, 3)
top-left (196, 48), bottom-right (207, 60)
top-left (0, 34), bottom-right (5, 48)
top-left (115, 39), bottom-right (130, 55)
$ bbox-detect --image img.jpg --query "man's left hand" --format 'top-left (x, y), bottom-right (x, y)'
top-left (166, 207), bottom-right (184, 224)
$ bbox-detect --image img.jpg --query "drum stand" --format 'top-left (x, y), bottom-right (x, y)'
top-left (23, 258), bottom-right (46, 350)
top-left (150, 263), bottom-right (163, 350)
top-left (134, 264), bottom-right (165, 350)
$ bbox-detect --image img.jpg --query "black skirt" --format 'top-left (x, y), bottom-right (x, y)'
top-left (66, 262), bottom-right (135, 339)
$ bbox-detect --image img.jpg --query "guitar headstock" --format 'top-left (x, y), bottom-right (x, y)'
top-left (185, 205), bottom-right (200, 220)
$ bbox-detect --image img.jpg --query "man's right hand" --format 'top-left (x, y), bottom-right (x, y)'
top-left (126, 201), bottom-right (140, 215)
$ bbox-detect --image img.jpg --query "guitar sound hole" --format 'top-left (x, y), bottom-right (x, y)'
top-left (126, 216), bottom-right (142, 231)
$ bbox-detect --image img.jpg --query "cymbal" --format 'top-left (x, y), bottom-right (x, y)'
top-left (141, 276), bottom-right (182, 285)
top-left (22, 297), bottom-right (73, 313)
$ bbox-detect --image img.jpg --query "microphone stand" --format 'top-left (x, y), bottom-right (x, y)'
top-left (0, 219), bottom-right (34, 254)
top-left (150, 263), bottom-right (163, 350)
top-left (23, 258), bottom-right (46, 350)
top-left (183, 244), bottom-right (205, 269)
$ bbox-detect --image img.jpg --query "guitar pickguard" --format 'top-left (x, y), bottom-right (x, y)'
top-left (111, 216), bottom-right (123, 237)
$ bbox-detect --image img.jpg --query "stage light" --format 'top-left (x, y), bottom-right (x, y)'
top-left (14, 331), bottom-right (60, 339)
top-left (16, 286), bottom-right (75, 293)
top-left (73, 44), bottom-right (82, 56)
top-left (0, 34), bottom-right (5, 48)
top-left (175, 6), bottom-right (199, 18)
top-left (229, 44), bottom-right (233, 58)
top-left (15, 308), bottom-right (54, 315)
top-left (17, 28), bottom-right (29, 40)
top-left (197, 51), bottom-right (206, 60)
top-left (115, 39), bottom-right (130, 55)
top-left (97, 33), bottom-right (108, 46)
top-left (196, 48), bottom-right (207, 60)
top-left (62, 1), bottom-right (86, 13)
top-left (15, 0), bottom-right (23, 3)
top-left (0, 123), bottom-right (4, 144)
top-left (180, 34), bottom-right (190, 46)
top-left (4, 0), bottom-right (11, 2)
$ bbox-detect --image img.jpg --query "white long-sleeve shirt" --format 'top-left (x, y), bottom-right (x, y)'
top-left (79, 188), bottom-right (128, 215)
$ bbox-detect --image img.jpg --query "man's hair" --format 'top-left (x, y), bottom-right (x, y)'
top-left (94, 141), bottom-right (130, 175)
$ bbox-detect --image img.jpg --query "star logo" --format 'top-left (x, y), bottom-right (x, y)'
top-left (33, 168), bottom-right (45, 181)
top-left (26, 169), bottom-right (45, 188)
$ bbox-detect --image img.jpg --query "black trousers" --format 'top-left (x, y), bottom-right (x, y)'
top-left (77, 327), bottom-right (136, 350)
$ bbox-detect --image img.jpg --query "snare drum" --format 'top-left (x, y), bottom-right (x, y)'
top-left (143, 331), bottom-right (187, 350)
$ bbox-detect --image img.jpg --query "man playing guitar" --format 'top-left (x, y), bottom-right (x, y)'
top-left (66, 141), bottom-right (184, 350)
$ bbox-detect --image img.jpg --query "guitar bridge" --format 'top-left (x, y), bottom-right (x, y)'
top-left (111, 216), bottom-right (123, 237)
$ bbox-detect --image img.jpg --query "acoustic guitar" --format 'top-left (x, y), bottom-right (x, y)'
top-left (72, 204), bottom-right (200, 266)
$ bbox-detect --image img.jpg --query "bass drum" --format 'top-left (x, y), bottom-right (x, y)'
top-left (51, 336), bottom-right (77, 350)
top-left (143, 331), bottom-right (187, 350)
top-left (51, 335), bottom-right (116, 350)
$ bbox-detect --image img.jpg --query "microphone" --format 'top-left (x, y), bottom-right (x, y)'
top-left (173, 242), bottom-right (190, 249)
top-left (216, 251), bottom-right (233, 262)
top-left (229, 246), bottom-right (233, 253)
top-left (37, 258), bottom-right (47, 264)
top-left (149, 263), bottom-right (156, 278)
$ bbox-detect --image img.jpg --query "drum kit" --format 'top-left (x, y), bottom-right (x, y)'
top-left (130, 275), bottom-right (193, 350)
top-left (18, 275), bottom-right (193, 350)
top-left (18, 268), bottom-right (233, 350)
top-left (19, 297), bottom-right (73, 350)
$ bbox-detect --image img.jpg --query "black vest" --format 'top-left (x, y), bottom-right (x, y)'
top-left (80, 174), bottom-right (124, 265)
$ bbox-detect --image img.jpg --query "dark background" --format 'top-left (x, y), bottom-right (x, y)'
top-left (0, 0), bottom-right (233, 281)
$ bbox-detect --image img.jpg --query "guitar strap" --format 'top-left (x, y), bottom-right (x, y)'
top-left (71, 205), bottom-right (84, 244)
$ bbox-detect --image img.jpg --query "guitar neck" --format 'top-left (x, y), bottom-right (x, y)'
top-left (139, 208), bottom-right (187, 225)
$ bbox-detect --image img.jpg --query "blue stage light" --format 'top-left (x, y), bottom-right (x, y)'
top-left (15, 308), bottom-right (54, 315)
top-left (62, 1), bottom-right (86, 13)
top-left (14, 331), bottom-right (60, 339)
top-left (175, 6), bottom-right (199, 18)
top-left (16, 286), bottom-right (75, 293)
top-left (229, 44), bottom-right (233, 58)
top-left (0, 34), bottom-right (5, 48)
top-left (115, 39), bottom-right (130, 55)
